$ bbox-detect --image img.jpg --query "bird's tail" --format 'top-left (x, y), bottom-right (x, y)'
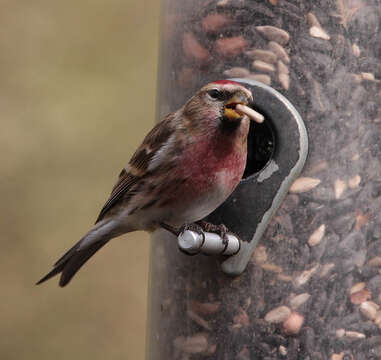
top-left (36, 219), bottom-right (123, 287)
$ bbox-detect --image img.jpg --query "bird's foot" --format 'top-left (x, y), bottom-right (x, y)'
top-left (197, 221), bottom-right (230, 247)
top-left (160, 222), bottom-right (205, 236)
top-left (159, 222), bottom-right (180, 236)
top-left (161, 221), bottom-right (234, 256)
top-left (160, 222), bottom-right (205, 255)
top-left (179, 222), bottom-right (204, 236)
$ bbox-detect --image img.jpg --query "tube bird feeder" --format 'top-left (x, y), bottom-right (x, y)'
top-left (148, 1), bottom-right (381, 359)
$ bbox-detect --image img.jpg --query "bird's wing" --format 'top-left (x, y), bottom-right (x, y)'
top-left (95, 113), bottom-right (177, 223)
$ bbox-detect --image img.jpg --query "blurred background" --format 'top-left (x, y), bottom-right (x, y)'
top-left (0, 0), bottom-right (160, 358)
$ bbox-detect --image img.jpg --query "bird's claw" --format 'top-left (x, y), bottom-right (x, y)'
top-left (162, 221), bottom-right (234, 256)
top-left (197, 221), bottom-right (231, 254)
top-left (179, 222), bottom-right (204, 236)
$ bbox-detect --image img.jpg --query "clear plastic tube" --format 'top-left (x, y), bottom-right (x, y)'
top-left (148, 1), bottom-right (381, 359)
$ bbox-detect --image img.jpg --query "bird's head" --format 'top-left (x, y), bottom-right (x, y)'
top-left (182, 80), bottom-right (263, 132)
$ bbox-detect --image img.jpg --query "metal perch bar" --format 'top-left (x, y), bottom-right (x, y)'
top-left (178, 230), bottom-right (240, 256)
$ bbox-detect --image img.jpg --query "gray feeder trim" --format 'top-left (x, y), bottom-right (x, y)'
top-left (205, 79), bottom-right (308, 276)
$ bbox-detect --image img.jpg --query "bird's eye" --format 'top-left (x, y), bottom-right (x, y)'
top-left (208, 89), bottom-right (224, 100)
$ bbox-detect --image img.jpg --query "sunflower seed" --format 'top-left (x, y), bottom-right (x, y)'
top-left (223, 67), bottom-right (250, 78)
top-left (252, 60), bottom-right (275, 73)
top-left (202, 13), bottom-right (232, 33)
top-left (265, 306), bottom-right (291, 323)
top-left (173, 333), bottom-right (209, 354)
top-left (215, 36), bottom-right (248, 57)
top-left (268, 41), bottom-right (290, 63)
top-left (293, 264), bottom-right (319, 287)
top-left (352, 44), bottom-right (361, 57)
top-left (256, 26), bottom-right (290, 45)
top-left (277, 60), bottom-right (289, 75)
top-left (367, 256), bottom-right (381, 267)
top-left (345, 331), bottom-right (366, 339)
top-left (308, 224), bottom-right (325, 247)
top-left (289, 293), bottom-right (311, 310)
top-left (247, 73), bottom-right (271, 85)
top-left (350, 282), bottom-right (366, 294)
top-left (278, 73), bottom-right (290, 90)
top-left (334, 179), bottom-right (347, 199)
top-left (183, 32), bottom-right (210, 64)
top-left (245, 49), bottom-right (277, 63)
top-left (348, 175), bottom-right (361, 189)
top-left (290, 177), bottom-right (321, 193)
top-left (309, 26), bottom-right (330, 41)
top-left (359, 301), bottom-right (379, 320)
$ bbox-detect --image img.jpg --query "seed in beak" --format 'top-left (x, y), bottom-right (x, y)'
top-left (235, 104), bottom-right (264, 123)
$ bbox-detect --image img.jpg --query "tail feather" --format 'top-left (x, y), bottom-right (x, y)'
top-left (36, 238), bottom-right (86, 285)
top-left (35, 264), bottom-right (64, 285)
top-left (36, 239), bottom-right (109, 287)
top-left (60, 240), bottom-right (109, 286)
top-left (36, 220), bottom-right (121, 287)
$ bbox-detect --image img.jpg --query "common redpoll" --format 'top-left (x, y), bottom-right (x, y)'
top-left (37, 80), bottom-right (263, 287)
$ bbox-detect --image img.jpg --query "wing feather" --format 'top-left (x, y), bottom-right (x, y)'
top-left (95, 114), bottom-right (176, 223)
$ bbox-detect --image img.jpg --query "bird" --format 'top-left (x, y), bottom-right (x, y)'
top-left (36, 80), bottom-right (264, 287)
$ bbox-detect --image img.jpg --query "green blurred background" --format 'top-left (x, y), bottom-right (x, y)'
top-left (0, 0), bottom-right (160, 358)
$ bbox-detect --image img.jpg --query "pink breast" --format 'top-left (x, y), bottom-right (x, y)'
top-left (178, 132), bottom-right (247, 197)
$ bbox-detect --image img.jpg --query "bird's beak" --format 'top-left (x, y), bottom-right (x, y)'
top-left (224, 93), bottom-right (250, 120)
top-left (225, 92), bottom-right (264, 123)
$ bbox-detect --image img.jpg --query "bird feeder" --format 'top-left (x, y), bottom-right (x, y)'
top-left (148, 1), bottom-right (381, 359)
